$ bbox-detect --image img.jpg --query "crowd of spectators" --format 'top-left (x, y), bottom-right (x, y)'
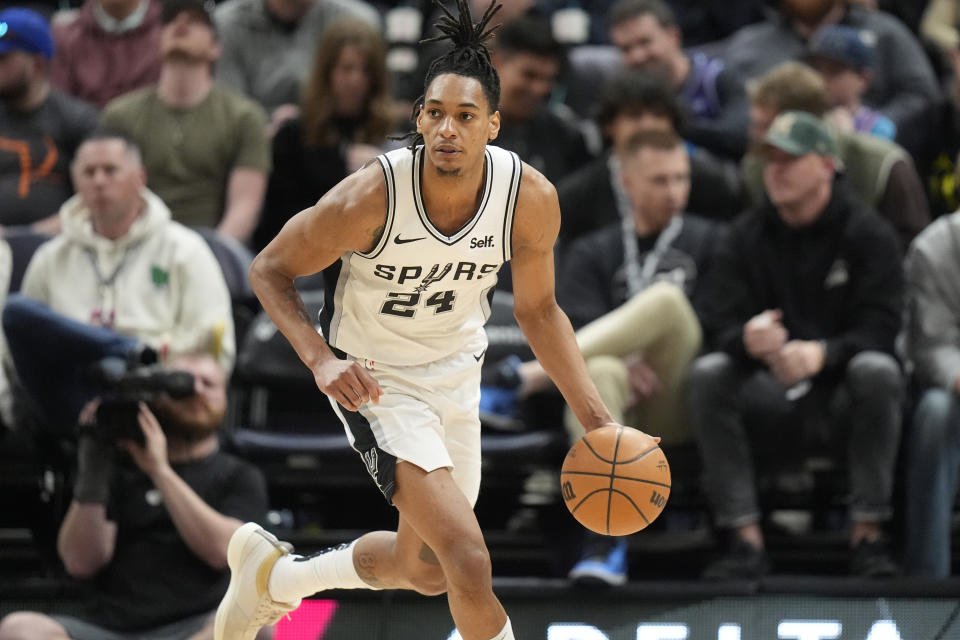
top-left (1, 0), bottom-right (960, 634)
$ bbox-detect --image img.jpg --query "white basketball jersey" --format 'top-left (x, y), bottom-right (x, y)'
top-left (321, 144), bottom-right (522, 366)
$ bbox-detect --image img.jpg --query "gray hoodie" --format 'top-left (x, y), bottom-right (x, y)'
top-left (906, 211), bottom-right (960, 390)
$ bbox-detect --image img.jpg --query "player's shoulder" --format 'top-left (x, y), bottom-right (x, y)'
top-left (481, 144), bottom-right (551, 195)
top-left (513, 160), bottom-right (560, 231)
top-left (510, 159), bottom-right (561, 249)
top-left (318, 154), bottom-right (388, 216)
top-left (515, 159), bottom-right (558, 205)
top-left (295, 159), bottom-right (389, 253)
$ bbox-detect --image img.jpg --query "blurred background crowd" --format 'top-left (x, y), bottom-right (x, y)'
top-left (2, 0), bottom-right (960, 637)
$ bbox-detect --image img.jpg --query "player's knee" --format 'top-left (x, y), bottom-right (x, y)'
top-left (444, 542), bottom-right (492, 590)
top-left (408, 563), bottom-right (448, 596)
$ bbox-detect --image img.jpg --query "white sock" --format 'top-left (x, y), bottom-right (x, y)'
top-left (489, 618), bottom-right (514, 640)
top-left (268, 540), bottom-right (380, 603)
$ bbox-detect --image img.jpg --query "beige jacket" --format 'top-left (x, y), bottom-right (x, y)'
top-left (21, 188), bottom-right (235, 372)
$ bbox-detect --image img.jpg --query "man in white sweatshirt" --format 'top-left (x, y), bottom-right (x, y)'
top-left (2, 130), bottom-right (234, 434)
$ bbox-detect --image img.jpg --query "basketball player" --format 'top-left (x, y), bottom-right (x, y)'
top-left (214, 2), bottom-right (651, 639)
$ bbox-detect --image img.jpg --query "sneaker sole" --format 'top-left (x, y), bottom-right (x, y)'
top-left (568, 565), bottom-right (627, 586)
top-left (214, 523), bottom-right (294, 640)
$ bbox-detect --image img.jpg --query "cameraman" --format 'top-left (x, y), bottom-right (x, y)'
top-left (0, 352), bottom-right (267, 640)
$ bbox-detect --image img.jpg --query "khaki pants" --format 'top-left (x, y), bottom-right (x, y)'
top-left (564, 282), bottom-right (701, 446)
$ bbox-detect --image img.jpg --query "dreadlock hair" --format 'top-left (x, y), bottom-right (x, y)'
top-left (395, 0), bottom-right (502, 150)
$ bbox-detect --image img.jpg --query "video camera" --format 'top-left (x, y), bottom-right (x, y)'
top-left (83, 357), bottom-right (196, 445)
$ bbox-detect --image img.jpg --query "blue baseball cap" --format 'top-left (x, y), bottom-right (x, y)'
top-left (807, 24), bottom-right (875, 71)
top-left (0, 8), bottom-right (53, 59)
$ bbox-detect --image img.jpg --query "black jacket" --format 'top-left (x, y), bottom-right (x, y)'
top-left (556, 150), bottom-right (745, 255)
top-left (699, 181), bottom-right (903, 378)
top-left (495, 105), bottom-right (592, 185)
top-left (557, 213), bottom-right (719, 330)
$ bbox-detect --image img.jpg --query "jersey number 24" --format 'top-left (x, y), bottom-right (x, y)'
top-left (380, 291), bottom-right (457, 318)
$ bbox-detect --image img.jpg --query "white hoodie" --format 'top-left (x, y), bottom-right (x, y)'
top-left (21, 188), bottom-right (235, 373)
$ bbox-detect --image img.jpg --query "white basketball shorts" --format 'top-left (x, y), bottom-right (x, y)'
top-left (329, 337), bottom-right (486, 506)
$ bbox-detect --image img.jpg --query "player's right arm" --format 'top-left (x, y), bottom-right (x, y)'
top-left (249, 162), bottom-right (387, 411)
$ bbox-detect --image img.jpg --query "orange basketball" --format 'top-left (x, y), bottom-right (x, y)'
top-left (560, 425), bottom-right (671, 536)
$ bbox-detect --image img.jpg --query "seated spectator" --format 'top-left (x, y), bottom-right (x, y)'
top-left (742, 61), bottom-right (929, 250)
top-left (213, 0), bottom-right (377, 129)
top-left (0, 7), bottom-right (99, 233)
top-left (807, 24), bottom-right (897, 140)
top-left (489, 14), bottom-right (592, 184)
top-left (0, 352), bottom-right (269, 640)
top-left (686, 111), bottom-right (904, 579)
top-left (1, 130), bottom-right (234, 436)
top-left (607, 0), bottom-right (749, 159)
top-left (254, 18), bottom-right (397, 252)
top-left (102, 0), bottom-right (270, 246)
top-left (557, 70), bottom-right (744, 253)
top-left (720, 0), bottom-right (940, 159)
top-left (903, 209), bottom-right (960, 578)
top-left (51, 0), bottom-right (163, 109)
top-left (485, 130), bottom-right (715, 586)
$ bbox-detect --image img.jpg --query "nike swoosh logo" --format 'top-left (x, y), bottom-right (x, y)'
top-left (394, 235), bottom-right (425, 244)
top-left (473, 349), bottom-right (487, 362)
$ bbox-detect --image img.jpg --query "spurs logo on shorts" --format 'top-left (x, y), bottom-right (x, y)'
top-left (362, 448), bottom-right (380, 483)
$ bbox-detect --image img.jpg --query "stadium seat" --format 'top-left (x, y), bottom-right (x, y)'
top-left (194, 227), bottom-right (259, 348)
top-left (6, 230), bottom-right (52, 294)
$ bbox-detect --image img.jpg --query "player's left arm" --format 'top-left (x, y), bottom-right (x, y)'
top-left (510, 167), bottom-right (616, 434)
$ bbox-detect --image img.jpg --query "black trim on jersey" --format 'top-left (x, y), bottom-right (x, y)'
top-left (482, 285), bottom-right (497, 322)
top-left (319, 259), bottom-right (342, 342)
top-left (358, 155), bottom-right (397, 260)
top-left (340, 407), bottom-right (398, 504)
top-left (502, 152), bottom-right (521, 263)
top-left (412, 147), bottom-right (493, 245)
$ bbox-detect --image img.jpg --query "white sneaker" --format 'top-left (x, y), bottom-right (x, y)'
top-left (214, 523), bottom-right (301, 640)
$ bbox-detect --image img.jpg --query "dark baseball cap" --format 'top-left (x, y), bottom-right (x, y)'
top-left (807, 24), bottom-right (875, 71)
top-left (765, 110), bottom-right (839, 158)
top-left (0, 8), bottom-right (53, 59)
top-left (162, 0), bottom-right (214, 26)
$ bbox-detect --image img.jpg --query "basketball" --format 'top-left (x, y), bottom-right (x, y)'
top-left (560, 425), bottom-right (671, 536)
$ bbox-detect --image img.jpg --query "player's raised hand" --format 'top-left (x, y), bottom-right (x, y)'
top-left (313, 358), bottom-right (383, 411)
